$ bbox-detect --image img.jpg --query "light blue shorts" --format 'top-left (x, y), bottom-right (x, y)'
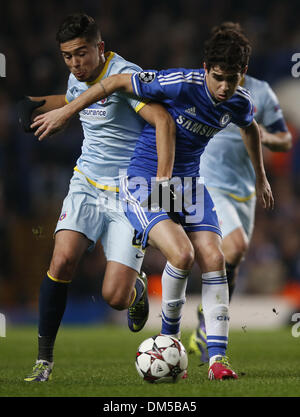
top-left (208, 187), bottom-right (256, 239)
top-left (55, 170), bottom-right (144, 272)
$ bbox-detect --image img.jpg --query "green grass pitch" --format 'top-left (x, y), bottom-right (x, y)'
top-left (1, 325), bottom-right (300, 397)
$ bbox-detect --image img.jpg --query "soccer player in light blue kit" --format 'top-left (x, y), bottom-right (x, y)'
top-left (188, 22), bottom-right (292, 363)
top-left (33, 28), bottom-right (274, 380)
top-left (21, 13), bottom-right (175, 382)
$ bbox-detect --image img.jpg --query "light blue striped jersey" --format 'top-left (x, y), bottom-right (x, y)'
top-left (128, 68), bottom-right (253, 180)
top-left (200, 75), bottom-right (287, 200)
top-left (65, 51), bottom-right (147, 188)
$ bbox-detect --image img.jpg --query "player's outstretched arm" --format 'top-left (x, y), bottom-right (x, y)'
top-left (240, 120), bottom-right (274, 210)
top-left (31, 74), bottom-right (133, 141)
top-left (17, 95), bottom-right (66, 133)
top-left (259, 124), bottom-right (292, 152)
top-left (28, 95), bottom-right (67, 113)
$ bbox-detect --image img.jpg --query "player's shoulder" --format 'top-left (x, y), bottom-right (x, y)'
top-left (107, 51), bottom-right (143, 76)
top-left (158, 67), bottom-right (204, 77)
top-left (231, 84), bottom-right (253, 110)
top-left (235, 85), bottom-right (252, 101)
top-left (155, 67), bottom-right (205, 86)
top-left (244, 74), bottom-right (271, 93)
top-left (66, 72), bottom-right (82, 94)
top-left (245, 74), bottom-right (279, 105)
top-left (67, 72), bottom-right (78, 86)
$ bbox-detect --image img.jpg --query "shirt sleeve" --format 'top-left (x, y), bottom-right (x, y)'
top-left (261, 82), bottom-right (286, 129)
top-left (65, 76), bottom-right (75, 104)
top-left (118, 65), bottom-right (149, 113)
top-left (234, 92), bottom-right (254, 128)
top-left (131, 69), bottom-right (185, 102)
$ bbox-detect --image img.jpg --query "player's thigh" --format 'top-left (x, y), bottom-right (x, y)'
top-left (148, 219), bottom-right (194, 269)
top-left (222, 226), bottom-right (249, 264)
top-left (50, 230), bottom-right (90, 276)
top-left (187, 230), bottom-right (224, 272)
top-left (208, 188), bottom-right (243, 238)
top-left (101, 208), bottom-right (144, 273)
top-left (221, 196), bottom-right (256, 262)
top-left (55, 171), bottom-right (107, 251)
top-left (101, 210), bottom-right (145, 308)
top-left (234, 196), bottom-right (256, 241)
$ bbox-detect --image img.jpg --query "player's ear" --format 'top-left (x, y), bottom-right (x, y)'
top-left (98, 40), bottom-right (105, 62)
top-left (203, 62), bottom-right (208, 75)
top-left (242, 65), bottom-right (248, 75)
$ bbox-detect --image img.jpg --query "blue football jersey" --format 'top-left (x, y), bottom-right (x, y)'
top-left (200, 74), bottom-right (288, 199)
top-left (128, 68), bottom-right (254, 180)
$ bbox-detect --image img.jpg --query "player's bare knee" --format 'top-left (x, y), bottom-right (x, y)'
top-left (204, 248), bottom-right (225, 271)
top-left (169, 246), bottom-right (194, 270)
top-left (227, 240), bottom-right (248, 266)
top-left (102, 288), bottom-right (129, 310)
top-left (49, 252), bottom-right (77, 281)
top-left (108, 298), bottom-right (127, 311)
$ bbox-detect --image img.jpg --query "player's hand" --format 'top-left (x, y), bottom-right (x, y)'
top-left (255, 176), bottom-right (274, 209)
top-left (30, 107), bottom-right (69, 141)
top-left (17, 97), bottom-right (46, 132)
top-left (141, 179), bottom-right (188, 223)
top-left (141, 179), bottom-right (179, 212)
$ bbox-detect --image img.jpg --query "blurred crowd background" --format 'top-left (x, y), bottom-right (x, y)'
top-left (0, 0), bottom-right (300, 323)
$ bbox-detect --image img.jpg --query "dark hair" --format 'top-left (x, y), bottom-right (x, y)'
top-left (211, 21), bottom-right (244, 36)
top-left (204, 23), bottom-right (251, 73)
top-left (56, 13), bottom-right (101, 44)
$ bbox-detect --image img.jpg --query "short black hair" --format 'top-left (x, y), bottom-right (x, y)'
top-left (204, 24), bottom-right (251, 73)
top-left (56, 13), bottom-right (101, 44)
top-left (211, 21), bottom-right (244, 36)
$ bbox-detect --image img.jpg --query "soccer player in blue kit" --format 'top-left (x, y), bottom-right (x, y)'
top-left (20, 13), bottom-right (175, 382)
top-left (33, 28), bottom-right (274, 380)
top-left (188, 23), bottom-right (292, 363)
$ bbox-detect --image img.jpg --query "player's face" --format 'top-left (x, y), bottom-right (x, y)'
top-left (60, 37), bottom-right (105, 82)
top-left (204, 65), bottom-right (246, 102)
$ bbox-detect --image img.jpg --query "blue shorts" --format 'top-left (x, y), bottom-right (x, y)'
top-left (120, 175), bottom-right (222, 249)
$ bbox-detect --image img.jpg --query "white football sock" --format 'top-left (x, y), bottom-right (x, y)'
top-left (161, 262), bottom-right (189, 337)
top-left (201, 270), bottom-right (229, 359)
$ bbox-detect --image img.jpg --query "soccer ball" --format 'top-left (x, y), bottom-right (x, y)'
top-left (135, 335), bottom-right (188, 383)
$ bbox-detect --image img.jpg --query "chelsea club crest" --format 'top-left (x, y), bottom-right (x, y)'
top-left (219, 112), bottom-right (231, 127)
